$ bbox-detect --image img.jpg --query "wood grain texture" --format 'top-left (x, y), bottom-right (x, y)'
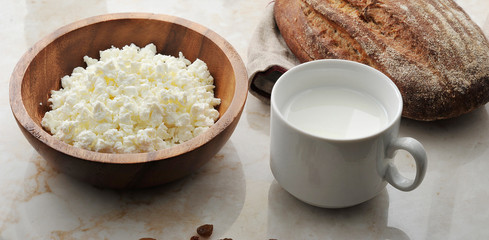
top-left (275, 0), bottom-right (489, 121)
top-left (9, 13), bottom-right (248, 189)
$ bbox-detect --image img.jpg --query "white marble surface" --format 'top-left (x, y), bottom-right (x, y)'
top-left (1, 0), bottom-right (489, 239)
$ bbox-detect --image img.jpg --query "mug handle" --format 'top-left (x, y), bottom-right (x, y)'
top-left (384, 137), bottom-right (427, 191)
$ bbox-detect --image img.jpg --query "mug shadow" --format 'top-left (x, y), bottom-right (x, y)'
top-left (267, 181), bottom-right (410, 240)
top-left (6, 141), bottom-right (246, 240)
top-left (399, 106), bottom-right (489, 239)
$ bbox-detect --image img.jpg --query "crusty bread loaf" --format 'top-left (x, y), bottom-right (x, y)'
top-left (274, 0), bottom-right (489, 121)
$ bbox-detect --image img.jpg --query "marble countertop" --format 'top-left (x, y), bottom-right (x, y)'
top-left (2, 1), bottom-right (489, 239)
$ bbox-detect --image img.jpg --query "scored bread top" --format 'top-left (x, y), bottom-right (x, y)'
top-left (275, 0), bottom-right (489, 121)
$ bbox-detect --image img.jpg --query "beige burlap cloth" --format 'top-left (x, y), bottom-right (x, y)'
top-left (246, 3), bottom-right (300, 104)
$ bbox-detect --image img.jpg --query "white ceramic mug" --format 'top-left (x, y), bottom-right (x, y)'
top-left (270, 59), bottom-right (427, 208)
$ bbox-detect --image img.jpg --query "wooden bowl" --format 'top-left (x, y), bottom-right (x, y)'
top-left (9, 13), bottom-right (248, 189)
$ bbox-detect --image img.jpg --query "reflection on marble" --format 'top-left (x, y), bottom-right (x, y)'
top-left (267, 181), bottom-right (410, 240)
top-left (3, 143), bottom-right (246, 239)
top-left (2, 0), bottom-right (489, 239)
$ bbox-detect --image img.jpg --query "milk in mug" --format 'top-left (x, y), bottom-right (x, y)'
top-left (283, 87), bottom-right (388, 139)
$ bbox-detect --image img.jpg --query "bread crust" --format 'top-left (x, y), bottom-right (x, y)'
top-left (275, 0), bottom-right (489, 121)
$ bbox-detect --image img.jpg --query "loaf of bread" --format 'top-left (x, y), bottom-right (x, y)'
top-left (274, 0), bottom-right (489, 121)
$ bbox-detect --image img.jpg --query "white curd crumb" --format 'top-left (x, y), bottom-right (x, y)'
top-left (41, 43), bottom-right (221, 153)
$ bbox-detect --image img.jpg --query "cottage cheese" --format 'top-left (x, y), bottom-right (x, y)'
top-left (41, 43), bottom-right (221, 153)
